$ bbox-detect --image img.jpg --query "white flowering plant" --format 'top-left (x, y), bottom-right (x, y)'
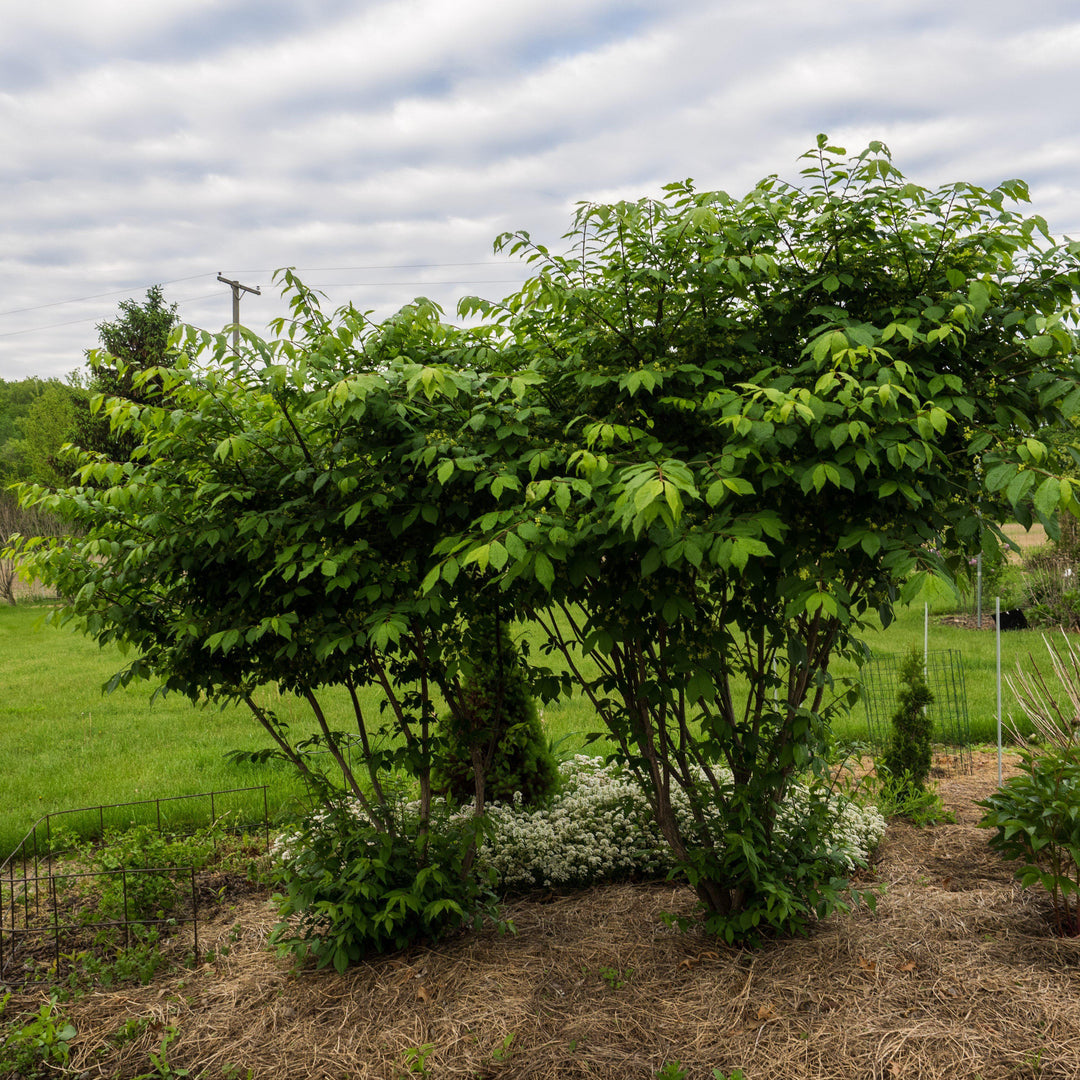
top-left (273, 756), bottom-right (885, 920)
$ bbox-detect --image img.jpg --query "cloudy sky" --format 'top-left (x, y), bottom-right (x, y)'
top-left (1, 0), bottom-right (1077, 382)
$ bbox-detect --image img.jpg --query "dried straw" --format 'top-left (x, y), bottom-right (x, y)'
top-left (8, 751), bottom-right (1080, 1080)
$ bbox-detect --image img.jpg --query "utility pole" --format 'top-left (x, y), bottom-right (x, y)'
top-left (216, 273), bottom-right (261, 367)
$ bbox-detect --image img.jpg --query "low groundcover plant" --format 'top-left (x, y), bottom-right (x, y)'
top-left (273, 755), bottom-right (885, 911)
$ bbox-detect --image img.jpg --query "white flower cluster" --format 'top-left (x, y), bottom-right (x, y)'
top-left (473, 755), bottom-right (672, 889)
top-left (272, 756), bottom-right (886, 894)
top-left (471, 756), bottom-right (885, 890)
top-left (772, 781), bottom-right (887, 873)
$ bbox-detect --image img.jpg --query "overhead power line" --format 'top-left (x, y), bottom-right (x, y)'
top-left (0, 263), bottom-right (519, 323)
top-left (233, 262), bottom-right (513, 273)
top-left (0, 291), bottom-right (222, 340)
top-left (0, 274), bottom-right (212, 319)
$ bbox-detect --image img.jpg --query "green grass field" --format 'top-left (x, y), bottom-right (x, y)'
top-left (0, 592), bottom-right (1060, 861)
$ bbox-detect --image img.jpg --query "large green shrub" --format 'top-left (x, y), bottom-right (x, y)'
top-left (11, 138), bottom-right (1080, 949)
top-left (436, 613), bottom-right (558, 807)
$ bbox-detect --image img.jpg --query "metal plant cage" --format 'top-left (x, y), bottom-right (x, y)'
top-left (860, 649), bottom-right (973, 776)
top-left (0, 786), bottom-right (270, 987)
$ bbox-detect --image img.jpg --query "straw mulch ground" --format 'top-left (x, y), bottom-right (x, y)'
top-left (9, 751), bottom-right (1080, 1080)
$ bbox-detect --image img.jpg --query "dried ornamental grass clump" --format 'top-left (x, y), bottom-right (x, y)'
top-left (1007, 631), bottom-right (1080, 752)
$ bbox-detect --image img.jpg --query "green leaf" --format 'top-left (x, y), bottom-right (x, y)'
top-left (641, 546), bottom-right (662, 576)
top-left (1034, 477), bottom-right (1061, 522)
top-left (634, 477), bottom-right (664, 513)
top-left (968, 280), bottom-right (991, 316)
top-left (804, 592), bottom-right (838, 618)
top-left (984, 463), bottom-right (1015, 493)
top-left (730, 536), bottom-right (769, 572)
top-left (1005, 470), bottom-right (1035, 507)
top-left (443, 556), bottom-right (460, 586)
top-left (534, 552), bottom-right (554, 591)
top-left (488, 540), bottom-right (508, 571)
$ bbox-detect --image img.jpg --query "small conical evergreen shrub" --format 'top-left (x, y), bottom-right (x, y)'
top-left (436, 613), bottom-right (559, 808)
top-left (882, 647), bottom-right (934, 792)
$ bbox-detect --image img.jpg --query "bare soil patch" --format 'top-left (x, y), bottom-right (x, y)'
top-left (937, 613), bottom-right (1002, 631)
top-left (8, 752), bottom-right (1080, 1080)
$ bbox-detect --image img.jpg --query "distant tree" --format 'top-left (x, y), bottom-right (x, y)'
top-left (0, 379), bottom-right (82, 486)
top-left (0, 378), bottom-right (48, 448)
top-left (16, 382), bottom-right (78, 487)
top-left (75, 285), bottom-right (178, 460)
top-left (0, 378), bottom-right (45, 480)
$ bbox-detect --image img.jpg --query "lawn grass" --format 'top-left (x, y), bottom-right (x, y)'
top-left (0, 604), bottom-right (314, 859)
top-left (0, 604), bottom-right (599, 860)
top-left (0, 590), bottom-right (1064, 861)
top-left (827, 590), bottom-right (1053, 747)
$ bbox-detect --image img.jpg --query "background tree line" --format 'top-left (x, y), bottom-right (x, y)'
top-left (0, 285), bottom-right (176, 601)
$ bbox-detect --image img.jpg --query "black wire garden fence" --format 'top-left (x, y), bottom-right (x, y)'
top-left (860, 649), bottom-right (973, 776)
top-left (0, 786), bottom-right (270, 986)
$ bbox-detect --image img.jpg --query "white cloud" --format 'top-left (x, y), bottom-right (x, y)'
top-left (0, 0), bottom-right (1077, 380)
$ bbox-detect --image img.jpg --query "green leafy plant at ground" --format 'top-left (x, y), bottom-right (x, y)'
top-left (870, 770), bottom-right (954, 826)
top-left (979, 746), bottom-right (1080, 935)
top-left (880, 648), bottom-right (934, 794)
top-left (57, 929), bottom-right (173, 992)
top-left (656, 1064), bottom-right (745, 1080)
top-left (597, 965), bottom-right (632, 989)
top-left (490, 1032), bottom-right (517, 1062)
top-left (399, 1042), bottom-right (435, 1077)
top-left (435, 611), bottom-right (559, 808)
top-left (71, 822), bottom-right (222, 925)
top-left (0, 994), bottom-right (76, 1079)
top-left (132, 1024), bottom-right (190, 1079)
top-left (268, 807), bottom-right (501, 972)
top-left (110, 1015), bottom-right (152, 1046)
